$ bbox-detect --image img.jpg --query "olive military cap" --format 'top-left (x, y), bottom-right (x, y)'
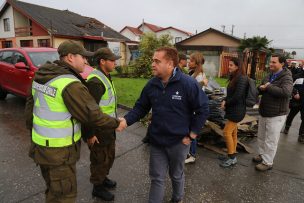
top-left (58, 40), bottom-right (94, 57)
top-left (94, 47), bottom-right (121, 62)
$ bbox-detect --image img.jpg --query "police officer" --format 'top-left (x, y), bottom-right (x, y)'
top-left (83, 48), bottom-right (120, 201)
top-left (25, 40), bottom-right (122, 203)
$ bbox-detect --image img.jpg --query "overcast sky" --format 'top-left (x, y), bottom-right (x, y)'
top-left (2, 0), bottom-right (304, 57)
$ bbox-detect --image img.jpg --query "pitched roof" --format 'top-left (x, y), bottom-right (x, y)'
top-left (4, 0), bottom-right (130, 41)
top-left (120, 26), bottom-right (143, 36)
top-left (156, 26), bottom-right (192, 36)
top-left (138, 22), bottom-right (163, 32)
top-left (176, 27), bottom-right (241, 45)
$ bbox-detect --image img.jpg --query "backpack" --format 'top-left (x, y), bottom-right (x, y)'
top-left (246, 77), bottom-right (259, 107)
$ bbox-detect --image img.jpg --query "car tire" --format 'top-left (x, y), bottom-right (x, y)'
top-left (0, 86), bottom-right (7, 100)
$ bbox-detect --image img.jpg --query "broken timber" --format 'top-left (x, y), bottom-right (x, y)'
top-left (204, 121), bottom-right (254, 154)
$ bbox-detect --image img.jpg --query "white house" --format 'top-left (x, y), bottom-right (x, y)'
top-left (120, 22), bottom-right (192, 44)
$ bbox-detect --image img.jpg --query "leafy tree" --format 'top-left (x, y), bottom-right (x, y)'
top-left (239, 36), bottom-right (272, 79)
top-left (133, 32), bottom-right (172, 78)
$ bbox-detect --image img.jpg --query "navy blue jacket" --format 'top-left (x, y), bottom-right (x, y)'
top-left (124, 68), bottom-right (209, 147)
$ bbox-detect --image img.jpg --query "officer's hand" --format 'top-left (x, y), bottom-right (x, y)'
top-left (87, 136), bottom-right (99, 147)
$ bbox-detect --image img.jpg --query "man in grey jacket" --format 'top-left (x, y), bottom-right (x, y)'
top-left (252, 54), bottom-right (293, 171)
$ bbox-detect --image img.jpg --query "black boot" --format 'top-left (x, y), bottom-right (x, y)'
top-left (298, 135), bottom-right (304, 144)
top-left (283, 126), bottom-right (290, 134)
top-left (92, 185), bottom-right (114, 201)
top-left (103, 177), bottom-right (117, 189)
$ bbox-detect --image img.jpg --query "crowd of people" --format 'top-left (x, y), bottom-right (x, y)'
top-left (25, 40), bottom-right (303, 203)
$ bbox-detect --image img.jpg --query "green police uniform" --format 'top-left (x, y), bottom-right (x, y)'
top-left (26, 41), bottom-right (119, 203)
top-left (86, 68), bottom-right (117, 185)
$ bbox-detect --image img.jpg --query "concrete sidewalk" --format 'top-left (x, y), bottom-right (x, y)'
top-left (0, 96), bottom-right (304, 203)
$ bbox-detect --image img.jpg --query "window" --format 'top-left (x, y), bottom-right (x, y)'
top-left (175, 37), bottom-right (182, 43)
top-left (3, 18), bottom-right (10, 32)
top-left (37, 39), bottom-right (50, 47)
top-left (28, 51), bottom-right (59, 67)
top-left (1, 40), bottom-right (12, 48)
top-left (13, 52), bottom-right (27, 65)
top-left (20, 40), bottom-right (33, 47)
top-left (0, 51), bottom-right (13, 64)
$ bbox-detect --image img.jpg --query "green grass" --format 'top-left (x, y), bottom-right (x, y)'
top-left (113, 76), bottom-right (227, 107)
top-left (113, 77), bottom-right (148, 108)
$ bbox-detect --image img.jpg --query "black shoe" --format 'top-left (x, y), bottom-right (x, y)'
top-left (92, 185), bottom-right (114, 201)
top-left (298, 136), bottom-right (304, 143)
top-left (283, 127), bottom-right (289, 134)
top-left (142, 135), bottom-right (150, 143)
top-left (103, 177), bottom-right (117, 189)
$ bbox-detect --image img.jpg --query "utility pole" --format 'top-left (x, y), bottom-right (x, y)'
top-left (243, 32), bottom-right (246, 39)
top-left (231, 25), bottom-right (235, 36)
top-left (221, 25), bottom-right (225, 33)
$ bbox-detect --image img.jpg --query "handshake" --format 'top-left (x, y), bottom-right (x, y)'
top-left (116, 117), bottom-right (128, 132)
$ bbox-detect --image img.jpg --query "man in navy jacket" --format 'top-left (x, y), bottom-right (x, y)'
top-left (119, 47), bottom-right (209, 203)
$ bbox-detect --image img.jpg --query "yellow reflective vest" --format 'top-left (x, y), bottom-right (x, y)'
top-left (31, 74), bottom-right (81, 147)
top-left (87, 69), bottom-right (117, 118)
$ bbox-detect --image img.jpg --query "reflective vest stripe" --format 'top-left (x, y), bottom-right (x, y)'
top-left (32, 133), bottom-right (81, 148)
top-left (33, 108), bottom-right (71, 121)
top-left (33, 123), bottom-right (80, 138)
top-left (87, 70), bottom-right (117, 118)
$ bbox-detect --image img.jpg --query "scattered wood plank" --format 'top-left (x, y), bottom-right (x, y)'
top-left (201, 143), bottom-right (226, 155)
top-left (205, 121), bottom-right (254, 154)
top-left (238, 114), bottom-right (258, 125)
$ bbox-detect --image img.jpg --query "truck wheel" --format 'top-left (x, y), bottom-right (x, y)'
top-left (0, 86), bottom-right (7, 100)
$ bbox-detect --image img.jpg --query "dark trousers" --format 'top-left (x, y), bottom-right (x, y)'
top-left (149, 142), bottom-right (190, 203)
top-left (90, 140), bottom-right (115, 185)
top-left (286, 104), bottom-right (304, 135)
top-left (40, 163), bottom-right (77, 203)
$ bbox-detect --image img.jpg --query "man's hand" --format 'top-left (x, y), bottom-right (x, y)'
top-left (182, 132), bottom-right (197, 145)
top-left (116, 117), bottom-right (127, 132)
top-left (259, 82), bottom-right (270, 91)
top-left (294, 93), bottom-right (300, 100)
top-left (87, 136), bottom-right (99, 147)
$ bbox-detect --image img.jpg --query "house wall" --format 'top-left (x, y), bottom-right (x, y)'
top-left (0, 6), bottom-right (15, 38)
top-left (181, 32), bottom-right (240, 47)
top-left (13, 9), bottom-right (28, 28)
top-left (13, 9), bottom-right (48, 36)
top-left (31, 21), bottom-right (48, 36)
top-left (16, 36), bottom-right (51, 47)
top-left (121, 29), bottom-right (139, 41)
top-left (156, 29), bottom-right (189, 44)
top-left (138, 24), bottom-right (153, 33)
top-left (53, 37), bottom-right (83, 48)
top-left (108, 41), bottom-right (122, 66)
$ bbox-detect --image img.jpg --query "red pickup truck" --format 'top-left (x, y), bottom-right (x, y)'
top-left (0, 47), bottom-right (93, 100)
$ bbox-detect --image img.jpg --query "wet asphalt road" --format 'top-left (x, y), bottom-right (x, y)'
top-left (0, 95), bottom-right (304, 203)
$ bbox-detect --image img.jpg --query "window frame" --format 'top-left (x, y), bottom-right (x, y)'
top-left (3, 18), bottom-right (10, 32)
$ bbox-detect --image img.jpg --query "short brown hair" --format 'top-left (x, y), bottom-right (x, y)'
top-left (155, 47), bottom-right (178, 67)
top-left (178, 53), bottom-right (187, 62)
top-left (271, 54), bottom-right (286, 64)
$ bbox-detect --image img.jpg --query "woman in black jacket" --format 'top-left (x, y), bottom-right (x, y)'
top-left (220, 58), bottom-right (248, 167)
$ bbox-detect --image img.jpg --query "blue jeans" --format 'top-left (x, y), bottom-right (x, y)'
top-left (189, 139), bottom-right (197, 156)
top-left (149, 142), bottom-right (190, 203)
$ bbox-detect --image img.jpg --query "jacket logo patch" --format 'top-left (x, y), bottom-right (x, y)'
top-left (172, 91), bottom-right (182, 100)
